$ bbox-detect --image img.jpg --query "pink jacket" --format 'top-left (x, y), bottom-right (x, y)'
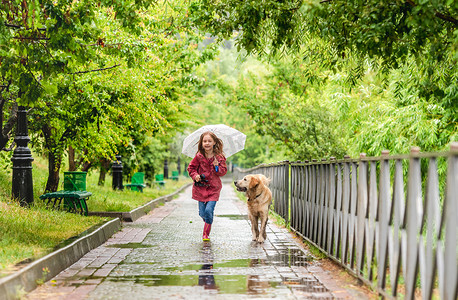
top-left (187, 153), bottom-right (227, 202)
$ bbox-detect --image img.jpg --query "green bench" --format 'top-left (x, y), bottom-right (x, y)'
top-left (154, 174), bottom-right (165, 187)
top-left (125, 172), bottom-right (147, 192)
top-left (170, 170), bottom-right (179, 181)
top-left (40, 172), bottom-right (91, 216)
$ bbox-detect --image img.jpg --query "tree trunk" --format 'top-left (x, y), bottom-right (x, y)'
top-left (45, 149), bottom-right (62, 192)
top-left (68, 145), bottom-right (76, 171)
top-left (0, 101), bottom-right (18, 150)
top-left (98, 158), bottom-right (111, 186)
top-left (42, 124), bottom-right (63, 192)
top-left (81, 161), bottom-right (92, 172)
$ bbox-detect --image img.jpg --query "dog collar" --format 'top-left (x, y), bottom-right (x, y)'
top-left (248, 192), bottom-right (263, 202)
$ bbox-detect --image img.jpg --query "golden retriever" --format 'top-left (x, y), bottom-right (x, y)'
top-left (234, 174), bottom-right (272, 243)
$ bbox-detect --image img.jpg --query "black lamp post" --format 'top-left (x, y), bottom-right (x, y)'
top-left (164, 159), bottom-right (169, 179)
top-left (177, 156), bottom-right (181, 175)
top-left (11, 106), bottom-right (34, 206)
top-left (112, 155), bottom-right (123, 190)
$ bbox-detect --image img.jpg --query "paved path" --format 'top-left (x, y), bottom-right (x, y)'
top-left (26, 182), bottom-right (371, 299)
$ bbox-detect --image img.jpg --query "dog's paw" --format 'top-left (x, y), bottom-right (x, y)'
top-left (256, 237), bottom-right (265, 243)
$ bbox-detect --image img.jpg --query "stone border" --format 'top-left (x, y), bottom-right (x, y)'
top-left (0, 218), bottom-right (121, 300)
top-left (88, 183), bottom-right (192, 222)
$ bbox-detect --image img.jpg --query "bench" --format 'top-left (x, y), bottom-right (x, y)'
top-left (154, 174), bottom-right (165, 187)
top-left (170, 170), bottom-right (179, 181)
top-left (40, 172), bottom-right (91, 216)
top-left (40, 191), bottom-right (91, 216)
top-left (125, 172), bottom-right (147, 192)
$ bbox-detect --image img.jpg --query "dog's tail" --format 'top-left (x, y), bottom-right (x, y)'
top-left (259, 174), bottom-right (271, 186)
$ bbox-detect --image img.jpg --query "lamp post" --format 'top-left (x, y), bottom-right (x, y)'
top-left (11, 106), bottom-right (34, 206)
top-left (164, 159), bottom-right (169, 179)
top-left (112, 155), bottom-right (123, 190)
top-left (177, 156), bottom-right (181, 175)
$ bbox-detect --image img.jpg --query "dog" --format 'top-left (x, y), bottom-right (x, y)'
top-left (234, 174), bottom-right (272, 243)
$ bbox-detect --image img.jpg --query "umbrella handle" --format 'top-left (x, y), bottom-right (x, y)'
top-left (214, 166), bottom-right (219, 172)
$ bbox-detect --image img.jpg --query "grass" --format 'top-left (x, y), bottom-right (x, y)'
top-left (0, 200), bottom-right (109, 275)
top-left (0, 154), bottom-right (191, 275)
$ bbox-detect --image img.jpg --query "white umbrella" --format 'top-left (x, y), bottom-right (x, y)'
top-left (181, 124), bottom-right (246, 158)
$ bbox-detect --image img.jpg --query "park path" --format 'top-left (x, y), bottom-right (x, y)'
top-left (26, 180), bottom-right (372, 299)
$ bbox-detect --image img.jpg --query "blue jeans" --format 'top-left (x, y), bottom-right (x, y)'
top-left (199, 201), bottom-right (217, 224)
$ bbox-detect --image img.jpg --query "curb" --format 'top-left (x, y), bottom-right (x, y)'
top-left (0, 218), bottom-right (121, 300)
top-left (88, 183), bottom-right (192, 222)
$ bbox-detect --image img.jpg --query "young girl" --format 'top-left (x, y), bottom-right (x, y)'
top-left (187, 131), bottom-right (227, 241)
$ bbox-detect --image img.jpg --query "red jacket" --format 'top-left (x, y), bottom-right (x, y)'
top-left (187, 153), bottom-right (227, 202)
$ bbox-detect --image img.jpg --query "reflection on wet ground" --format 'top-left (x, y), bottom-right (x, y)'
top-left (77, 239), bottom-right (326, 297)
top-left (77, 230), bottom-right (328, 298)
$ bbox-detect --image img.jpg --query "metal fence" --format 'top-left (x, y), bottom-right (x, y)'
top-left (233, 144), bottom-right (458, 299)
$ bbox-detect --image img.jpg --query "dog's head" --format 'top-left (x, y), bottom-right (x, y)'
top-left (234, 174), bottom-right (269, 193)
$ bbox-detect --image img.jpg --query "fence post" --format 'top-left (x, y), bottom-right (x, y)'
top-left (440, 143), bottom-right (458, 300)
top-left (377, 150), bottom-right (390, 290)
top-left (405, 147), bottom-right (422, 299)
top-left (285, 161), bottom-right (290, 224)
top-left (328, 157), bottom-right (337, 256)
top-left (356, 153), bottom-right (368, 275)
top-left (341, 155), bottom-right (351, 265)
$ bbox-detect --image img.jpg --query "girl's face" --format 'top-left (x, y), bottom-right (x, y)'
top-left (202, 134), bottom-right (216, 153)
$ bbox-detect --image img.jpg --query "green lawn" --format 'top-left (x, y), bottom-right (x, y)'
top-left (0, 154), bottom-right (191, 275)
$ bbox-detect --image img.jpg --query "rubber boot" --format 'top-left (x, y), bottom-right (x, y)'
top-left (202, 222), bottom-right (212, 241)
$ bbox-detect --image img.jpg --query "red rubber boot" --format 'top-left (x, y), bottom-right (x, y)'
top-left (202, 223), bottom-right (212, 241)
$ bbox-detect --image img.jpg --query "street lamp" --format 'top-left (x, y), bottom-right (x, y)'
top-left (11, 106), bottom-right (34, 206)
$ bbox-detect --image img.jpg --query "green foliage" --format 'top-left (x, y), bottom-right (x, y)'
top-left (189, 0), bottom-right (457, 160)
top-left (190, 0), bottom-right (457, 66)
top-left (234, 60), bottom-right (346, 161)
top-left (194, 40), bottom-right (456, 163)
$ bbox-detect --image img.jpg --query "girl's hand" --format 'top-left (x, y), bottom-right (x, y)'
top-left (213, 157), bottom-right (219, 166)
top-left (195, 175), bottom-right (201, 182)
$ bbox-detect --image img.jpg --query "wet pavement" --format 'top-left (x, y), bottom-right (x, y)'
top-left (26, 182), bottom-right (370, 299)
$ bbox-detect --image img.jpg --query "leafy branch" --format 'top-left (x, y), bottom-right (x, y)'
top-left (69, 64), bottom-right (121, 75)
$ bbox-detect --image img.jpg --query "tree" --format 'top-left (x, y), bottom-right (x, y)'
top-left (0, 0), bottom-right (152, 147)
top-left (1, 0), bottom-right (217, 191)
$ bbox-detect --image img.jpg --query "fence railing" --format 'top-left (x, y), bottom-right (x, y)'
top-left (233, 144), bottom-right (458, 300)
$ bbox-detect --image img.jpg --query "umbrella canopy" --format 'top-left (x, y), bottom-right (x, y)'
top-left (181, 124), bottom-right (246, 158)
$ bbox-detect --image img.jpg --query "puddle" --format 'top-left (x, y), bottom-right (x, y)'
top-left (104, 274), bottom-right (279, 294)
top-left (157, 251), bottom-right (311, 274)
top-left (216, 214), bottom-right (249, 220)
top-left (106, 243), bottom-right (154, 249)
top-left (269, 248), bottom-right (314, 267)
top-left (282, 276), bottom-right (329, 293)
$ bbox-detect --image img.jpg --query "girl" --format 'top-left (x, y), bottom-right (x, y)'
top-left (187, 131), bottom-right (227, 241)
